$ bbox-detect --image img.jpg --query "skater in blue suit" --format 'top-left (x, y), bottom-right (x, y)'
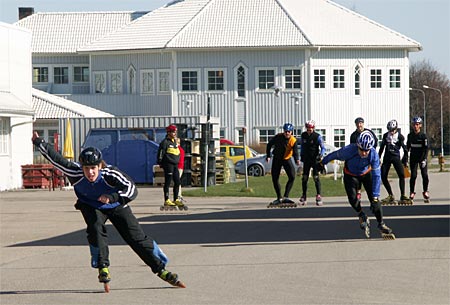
top-left (321, 131), bottom-right (395, 239)
top-left (32, 131), bottom-right (185, 291)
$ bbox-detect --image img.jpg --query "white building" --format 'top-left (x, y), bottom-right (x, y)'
top-left (15, 0), bottom-right (422, 146)
top-left (0, 22), bottom-right (34, 191)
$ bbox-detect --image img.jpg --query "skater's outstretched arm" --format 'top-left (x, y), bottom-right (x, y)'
top-left (101, 165), bottom-right (138, 205)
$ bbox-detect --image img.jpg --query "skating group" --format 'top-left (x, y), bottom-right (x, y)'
top-left (266, 116), bottom-right (430, 240)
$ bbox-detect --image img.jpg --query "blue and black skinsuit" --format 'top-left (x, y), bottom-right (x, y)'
top-left (407, 130), bottom-right (429, 194)
top-left (266, 133), bottom-right (299, 200)
top-left (322, 144), bottom-right (385, 224)
top-left (299, 131), bottom-right (326, 196)
top-left (157, 136), bottom-right (181, 202)
top-left (33, 138), bottom-right (168, 273)
top-left (378, 131), bottom-right (408, 197)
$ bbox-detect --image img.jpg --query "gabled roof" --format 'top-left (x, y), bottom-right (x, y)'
top-left (80, 0), bottom-right (420, 52)
top-left (14, 11), bottom-right (148, 53)
top-left (0, 91), bottom-right (34, 116)
top-left (32, 88), bottom-right (114, 119)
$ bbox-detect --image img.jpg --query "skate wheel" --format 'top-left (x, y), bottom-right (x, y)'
top-left (183, 206), bottom-right (188, 211)
top-left (382, 233), bottom-right (396, 240)
top-left (160, 206), bottom-right (164, 211)
top-left (103, 282), bottom-right (110, 293)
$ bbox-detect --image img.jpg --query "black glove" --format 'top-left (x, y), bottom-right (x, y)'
top-left (316, 155), bottom-right (322, 163)
top-left (317, 161), bottom-right (325, 174)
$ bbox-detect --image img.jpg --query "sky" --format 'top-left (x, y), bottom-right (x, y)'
top-left (1, 0), bottom-right (449, 78)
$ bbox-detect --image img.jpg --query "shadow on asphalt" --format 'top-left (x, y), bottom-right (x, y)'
top-left (9, 205), bottom-right (450, 247)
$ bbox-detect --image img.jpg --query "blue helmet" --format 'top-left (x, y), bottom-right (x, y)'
top-left (412, 116), bottom-right (423, 124)
top-left (283, 123), bottom-right (294, 132)
top-left (357, 131), bottom-right (375, 151)
top-left (79, 147), bottom-right (102, 166)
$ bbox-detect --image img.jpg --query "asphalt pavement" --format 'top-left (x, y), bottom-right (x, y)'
top-left (1, 170), bottom-right (449, 305)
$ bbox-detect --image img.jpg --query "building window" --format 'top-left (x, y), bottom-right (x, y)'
top-left (314, 69), bottom-right (325, 88)
top-left (259, 129), bottom-right (276, 144)
top-left (333, 129), bottom-right (345, 148)
top-left (316, 129), bottom-right (326, 144)
top-left (140, 69), bottom-right (154, 95)
top-left (370, 69), bottom-right (382, 88)
top-left (237, 129), bottom-right (245, 144)
top-left (158, 70), bottom-right (170, 94)
top-left (93, 72), bottom-right (106, 94)
top-left (33, 67), bottom-right (48, 83)
top-left (0, 117), bottom-right (9, 155)
top-left (257, 69), bottom-right (275, 90)
top-left (284, 68), bottom-right (301, 89)
top-left (293, 128), bottom-right (302, 137)
top-left (389, 69), bottom-right (401, 88)
top-left (354, 65), bottom-right (361, 96)
top-left (207, 69), bottom-right (224, 91)
top-left (371, 128), bottom-right (382, 142)
top-left (333, 69), bottom-right (345, 88)
top-left (127, 66), bottom-right (136, 94)
top-left (48, 129), bottom-right (58, 147)
top-left (237, 66), bottom-right (246, 98)
top-left (181, 70), bottom-right (198, 91)
top-left (54, 67), bottom-right (69, 84)
top-left (73, 66), bottom-right (89, 82)
top-left (109, 71), bottom-right (122, 94)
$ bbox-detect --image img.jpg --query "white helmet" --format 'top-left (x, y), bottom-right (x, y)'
top-left (387, 119), bottom-right (398, 131)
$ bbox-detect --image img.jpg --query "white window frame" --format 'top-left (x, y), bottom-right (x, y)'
top-left (282, 67), bottom-right (302, 91)
top-left (332, 68), bottom-right (345, 89)
top-left (370, 68), bottom-right (382, 89)
top-left (93, 71), bottom-right (106, 94)
top-left (53, 66), bottom-right (69, 84)
top-left (313, 68), bottom-right (326, 89)
top-left (109, 70), bottom-right (123, 94)
top-left (389, 68), bottom-right (401, 89)
top-left (157, 69), bottom-right (171, 95)
top-left (32, 66), bottom-right (49, 83)
top-left (0, 117), bottom-right (10, 155)
top-left (255, 67), bottom-right (276, 91)
top-left (258, 128), bottom-right (276, 144)
top-left (371, 128), bottom-right (383, 142)
top-left (234, 63), bottom-right (248, 99)
top-left (73, 66), bottom-right (89, 83)
top-left (205, 68), bottom-right (226, 92)
top-left (354, 64), bottom-right (361, 96)
top-left (316, 128), bottom-right (327, 144)
top-left (127, 65), bottom-right (136, 94)
top-left (333, 128), bottom-right (346, 148)
top-left (179, 69), bottom-right (200, 93)
top-left (140, 69), bottom-right (155, 95)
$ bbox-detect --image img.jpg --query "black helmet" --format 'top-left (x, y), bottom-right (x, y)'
top-left (355, 117), bottom-right (364, 124)
top-left (79, 147), bottom-right (102, 166)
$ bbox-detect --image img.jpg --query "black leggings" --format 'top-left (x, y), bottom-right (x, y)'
top-left (381, 156), bottom-right (405, 196)
top-left (343, 173), bottom-right (383, 224)
top-left (77, 202), bottom-right (165, 273)
top-left (271, 158), bottom-right (296, 199)
top-left (163, 163), bottom-right (180, 201)
top-left (409, 160), bottom-right (429, 193)
top-left (301, 161), bottom-right (321, 196)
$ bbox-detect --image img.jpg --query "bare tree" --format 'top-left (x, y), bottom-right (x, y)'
top-left (410, 60), bottom-right (450, 155)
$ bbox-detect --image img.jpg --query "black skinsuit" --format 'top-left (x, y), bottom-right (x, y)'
top-left (407, 131), bottom-right (429, 194)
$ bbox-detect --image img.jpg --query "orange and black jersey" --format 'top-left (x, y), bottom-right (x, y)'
top-left (157, 137), bottom-right (180, 165)
top-left (266, 133), bottom-right (299, 161)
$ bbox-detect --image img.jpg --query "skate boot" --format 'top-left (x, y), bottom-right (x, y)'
top-left (358, 212), bottom-right (371, 239)
top-left (398, 195), bottom-right (413, 205)
top-left (423, 191), bottom-right (430, 203)
top-left (409, 192), bottom-right (416, 204)
top-left (158, 269), bottom-right (186, 288)
top-left (315, 194), bottom-right (323, 206)
top-left (381, 195), bottom-right (397, 205)
top-left (281, 197), bottom-right (297, 208)
top-left (267, 198), bottom-right (282, 208)
top-left (98, 267), bottom-right (111, 293)
top-left (299, 195), bottom-right (307, 206)
top-left (174, 198), bottom-right (188, 211)
top-left (160, 199), bottom-right (177, 211)
top-left (378, 223), bottom-right (395, 240)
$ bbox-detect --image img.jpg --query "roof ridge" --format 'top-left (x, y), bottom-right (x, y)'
top-left (164, 0), bottom-right (213, 48)
top-left (275, 0), bottom-right (312, 46)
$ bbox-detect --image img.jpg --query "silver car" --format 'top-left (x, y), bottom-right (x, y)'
top-left (234, 144), bottom-right (341, 177)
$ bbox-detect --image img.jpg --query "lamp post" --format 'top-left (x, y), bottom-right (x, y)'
top-left (291, 92), bottom-right (303, 133)
top-left (409, 88), bottom-right (426, 134)
top-left (423, 85), bottom-right (444, 156)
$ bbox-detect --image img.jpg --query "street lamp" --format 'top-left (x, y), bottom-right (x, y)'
top-left (409, 88), bottom-right (426, 134)
top-left (291, 92), bottom-right (304, 133)
top-left (423, 85), bottom-right (444, 156)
